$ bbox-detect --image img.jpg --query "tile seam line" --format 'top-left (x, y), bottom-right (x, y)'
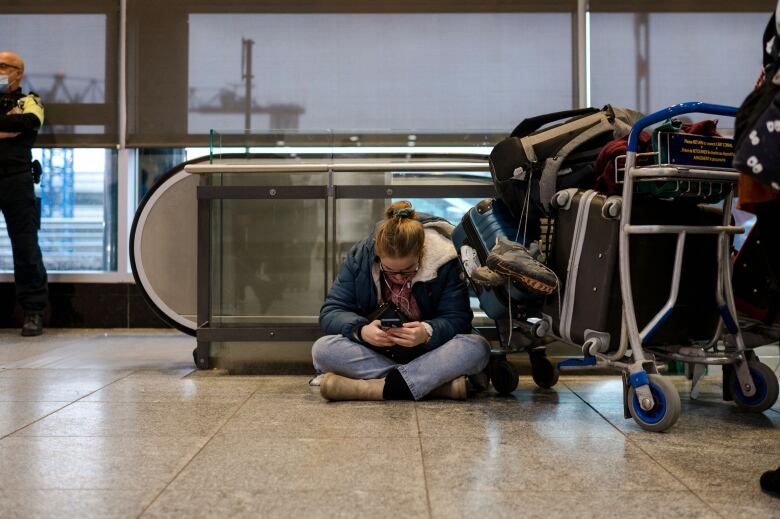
top-left (134, 381), bottom-right (264, 518)
top-left (625, 438), bottom-right (729, 519)
top-left (0, 333), bottom-right (136, 369)
top-left (562, 380), bottom-right (728, 519)
top-left (414, 402), bottom-right (434, 519)
top-left (0, 369), bottom-right (139, 440)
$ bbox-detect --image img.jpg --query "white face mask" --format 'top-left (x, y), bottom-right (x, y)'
top-left (0, 75), bottom-right (9, 94)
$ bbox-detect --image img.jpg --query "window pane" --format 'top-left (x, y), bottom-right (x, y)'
top-left (590, 12), bottom-right (768, 113)
top-left (0, 148), bottom-right (118, 272)
top-left (0, 12), bottom-right (117, 145)
top-left (129, 10), bottom-right (574, 146)
top-left (189, 13), bottom-right (572, 134)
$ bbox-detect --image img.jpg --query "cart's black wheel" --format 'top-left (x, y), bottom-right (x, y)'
top-left (491, 359), bottom-right (519, 395)
top-left (530, 354), bottom-right (559, 389)
top-left (731, 360), bottom-right (780, 413)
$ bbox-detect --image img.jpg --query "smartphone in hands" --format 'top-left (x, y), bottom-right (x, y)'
top-left (380, 317), bottom-right (403, 330)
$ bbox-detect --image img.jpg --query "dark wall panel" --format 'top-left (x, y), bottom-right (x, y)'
top-left (0, 283), bottom-right (170, 329)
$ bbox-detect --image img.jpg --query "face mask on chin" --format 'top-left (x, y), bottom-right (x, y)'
top-left (0, 75), bottom-right (10, 94)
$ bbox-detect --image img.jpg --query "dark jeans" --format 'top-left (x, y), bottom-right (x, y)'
top-left (753, 199), bottom-right (780, 282)
top-left (752, 199), bottom-right (780, 322)
top-left (0, 173), bottom-right (48, 313)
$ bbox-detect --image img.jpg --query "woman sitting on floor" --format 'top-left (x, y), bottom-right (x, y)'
top-left (312, 200), bottom-right (490, 401)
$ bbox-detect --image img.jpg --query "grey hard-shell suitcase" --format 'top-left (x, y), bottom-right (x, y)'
top-left (546, 189), bottom-right (722, 351)
top-left (545, 189), bottom-right (623, 348)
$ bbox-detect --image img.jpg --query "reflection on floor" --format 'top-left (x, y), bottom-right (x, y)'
top-left (0, 329), bottom-right (778, 518)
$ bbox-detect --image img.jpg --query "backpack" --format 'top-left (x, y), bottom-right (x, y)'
top-left (489, 105), bottom-right (643, 238)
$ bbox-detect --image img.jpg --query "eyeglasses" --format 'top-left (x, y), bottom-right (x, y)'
top-left (380, 262), bottom-right (419, 277)
top-left (0, 63), bottom-right (22, 72)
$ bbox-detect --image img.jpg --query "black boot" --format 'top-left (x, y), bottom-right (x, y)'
top-left (21, 313), bottom-right (43, 337)
top-left (382, 368), bottom-right (414, 400)
top-left (760, 466), bottom-right (780, 498)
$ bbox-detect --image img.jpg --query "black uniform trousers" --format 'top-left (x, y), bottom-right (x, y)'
top-left (753, 199), bottom-right (780, 277)
top-left (0, 172), bottom-right (48, 313)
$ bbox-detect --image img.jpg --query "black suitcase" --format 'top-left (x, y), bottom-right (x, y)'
top-left (546, 189), bottom-right (722, 351)
top-left (452, 198), bottom-right (542, 321)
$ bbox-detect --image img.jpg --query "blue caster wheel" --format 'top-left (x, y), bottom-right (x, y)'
top-left (627, 374), bottom-right (681, 432)
top-left (731, 360), bottom-right (779, 413)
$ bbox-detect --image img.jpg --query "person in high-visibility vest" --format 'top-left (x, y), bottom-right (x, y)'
top-left (0, 50), bottom-right (47, 336)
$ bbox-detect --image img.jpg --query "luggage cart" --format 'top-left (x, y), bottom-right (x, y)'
top-left (532, 102), bottom-right (779, 432)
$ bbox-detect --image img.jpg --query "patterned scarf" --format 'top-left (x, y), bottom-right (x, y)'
top-left (381, 272), bottom-right (421, 321)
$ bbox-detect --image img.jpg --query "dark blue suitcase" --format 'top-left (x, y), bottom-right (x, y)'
top-left (454, 198), bottom-right (559, 393)
top-left (452, 198), bottom-right (542, 320)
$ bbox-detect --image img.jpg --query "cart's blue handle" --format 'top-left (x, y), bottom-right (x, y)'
top-left (626, 102), bottom-right (738, 153)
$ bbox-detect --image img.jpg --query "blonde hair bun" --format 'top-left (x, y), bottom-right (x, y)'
top-left (376, 201), bottom-right (424, 259)
top-left (385, 201), bottom-right (416, 220)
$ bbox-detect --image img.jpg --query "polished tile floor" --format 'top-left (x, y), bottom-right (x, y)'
top-left (0, 329), bottom-right (779, 518)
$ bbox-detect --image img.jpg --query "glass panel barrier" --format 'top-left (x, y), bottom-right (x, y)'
top-left (182, 146), bottom-right (499, 368)
top-left (209, 198), bottom-right (327, 326)
top-left (207, 169), bottom-right (328, 326)
top-left (197, 156), bottom-right (494, 332)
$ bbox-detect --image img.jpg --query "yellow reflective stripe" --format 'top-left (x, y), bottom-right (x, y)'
top-left (21, 94), bottom-right (44, 126)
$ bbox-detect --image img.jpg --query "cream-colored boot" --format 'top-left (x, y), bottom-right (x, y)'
top-left (427, 376), bottom-right (468, 400)
top-left (319, 373), bottom-right (385, 401)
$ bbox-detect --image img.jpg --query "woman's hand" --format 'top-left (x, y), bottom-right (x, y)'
top-left (360, 320), bottom-right (395, 347)
top-left (386, 322), bottom-right (429, 348)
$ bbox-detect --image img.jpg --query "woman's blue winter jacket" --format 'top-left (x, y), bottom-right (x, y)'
top-left (319, 216), bottom-right (473, 350)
